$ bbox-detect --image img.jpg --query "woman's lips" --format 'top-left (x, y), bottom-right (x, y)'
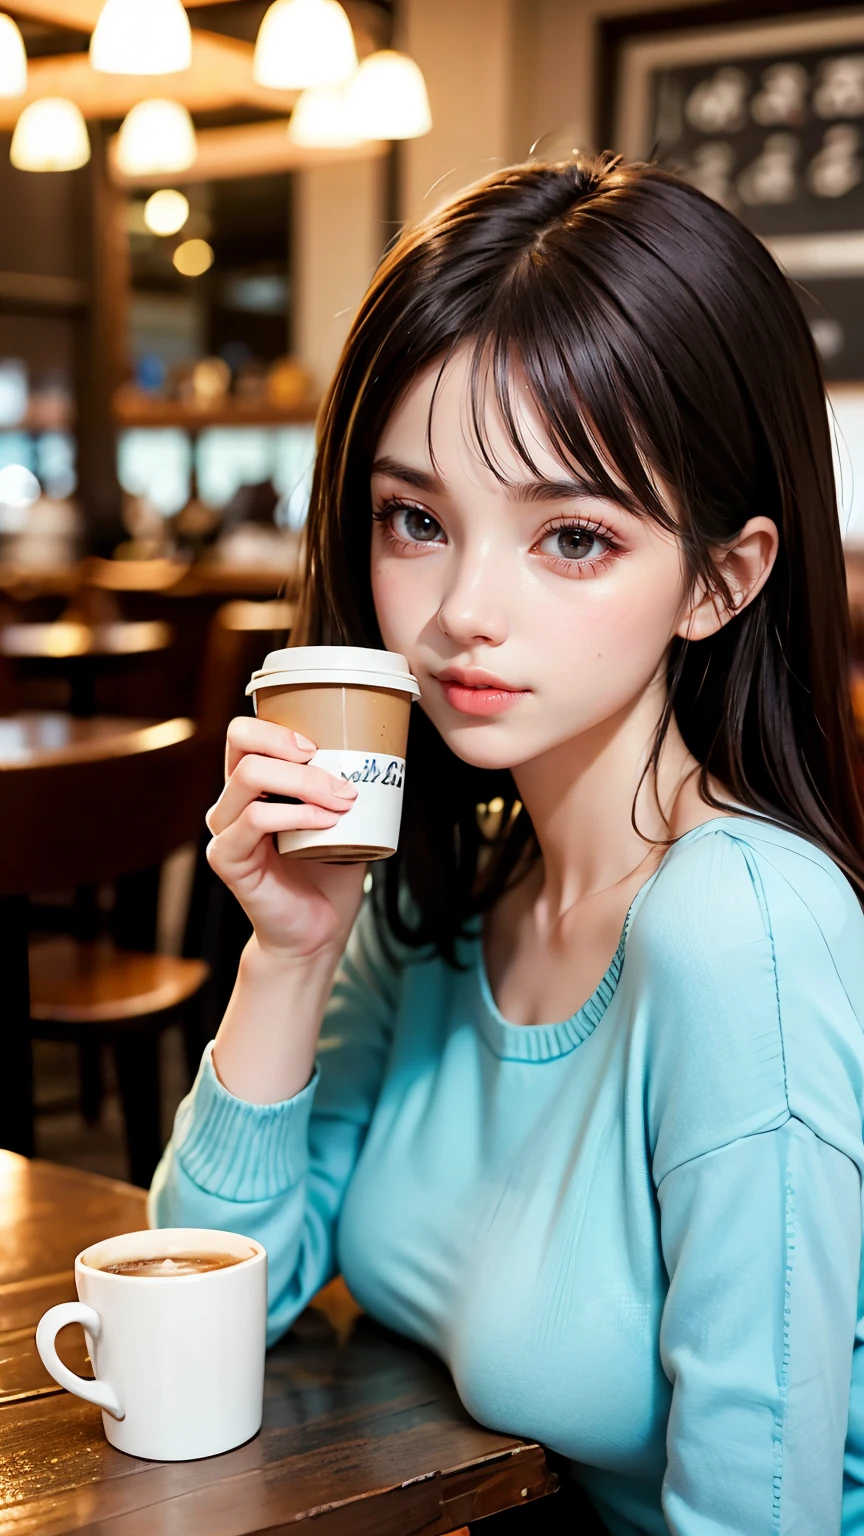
top-left (437, 679), bottom-right (530, 716)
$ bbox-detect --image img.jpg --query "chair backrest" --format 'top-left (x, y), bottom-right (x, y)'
top-left (0, 719), bottom-right (222, 897)
top-left (195, 599), bottom-right (294, 739)
top-left (81, 557), bottom-right (187, 595)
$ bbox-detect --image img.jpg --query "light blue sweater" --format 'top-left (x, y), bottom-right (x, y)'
top-left (150, 816), bottom-right (864, 1535)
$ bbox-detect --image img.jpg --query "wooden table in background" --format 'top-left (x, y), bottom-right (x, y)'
top-left (0, 712), bottom-right (180, 770)
top-left (0, 621), bottom-right (173, 717)
top-left (0, 559), bottom-right (300, 605)
top-left (0, 1153), bottom-right (557, 1535)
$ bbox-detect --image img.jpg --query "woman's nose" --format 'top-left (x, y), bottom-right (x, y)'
top-left (436, 552), bottom-right (509, 646)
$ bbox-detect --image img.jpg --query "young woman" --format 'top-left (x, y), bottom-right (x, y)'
top-left (150, 155), bottom-right (864, 1535)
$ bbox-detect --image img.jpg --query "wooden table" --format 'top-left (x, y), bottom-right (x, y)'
top-left (0, 1153), bottom-right (557, 1535)
top-left (0, 559), bottom-right (300, 604)
top-left (0, 713), bottom-right (187, 769)
top-left (0, 621), bottom-right (173, 716)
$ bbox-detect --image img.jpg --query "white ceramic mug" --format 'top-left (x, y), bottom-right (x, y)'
top-left (35, 1227), bottom-right (267, 1461)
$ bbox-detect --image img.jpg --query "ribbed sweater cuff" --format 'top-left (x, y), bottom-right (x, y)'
top-left (173, 1041), bottom-right (320, 1201)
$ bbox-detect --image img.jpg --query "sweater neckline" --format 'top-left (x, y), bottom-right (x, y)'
top-left (467, 813), bottom-right (754, 1063)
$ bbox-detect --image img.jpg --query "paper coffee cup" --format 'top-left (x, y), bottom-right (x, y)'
top-left (246, 646), bottom-right (420, 863)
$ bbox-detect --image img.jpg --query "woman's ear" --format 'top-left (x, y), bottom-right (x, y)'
top-left (676, 516), bottom-right (779, 642)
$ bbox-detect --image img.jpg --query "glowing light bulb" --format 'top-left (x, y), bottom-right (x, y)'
top-left (116, 100), bottom-right (196, 177)
top-left (144, 188), bottom-right (190, 235)
top-left (345, 50), bottom-right (432, 140)
top-left (287, 82), bottom-right (368, 147)
top-left (90, 0), bottom-right (192, 75)
top-left (253, 0), bottom-right (357, 90)
top-left (10, 99), bottom-right (91, 172)
top-left (0, 16), bottom-right (27, 98)
top-left (173, 238), bottom-right (214, 276)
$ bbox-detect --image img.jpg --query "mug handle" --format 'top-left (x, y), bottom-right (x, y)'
top-left (36, 1302), bottom-right (125, 1420)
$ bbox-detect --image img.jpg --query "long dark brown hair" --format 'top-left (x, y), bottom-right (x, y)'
top-left (293, 153), bottom-right (864, 967)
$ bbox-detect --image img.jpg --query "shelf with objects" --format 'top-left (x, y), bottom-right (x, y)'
top-left (112, 165), bottom-right (319, 577)
top-left (111, 397), bottom-right (319, 430)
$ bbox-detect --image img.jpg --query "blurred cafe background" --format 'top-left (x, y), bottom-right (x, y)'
top-left (0, 0), bottom-right (863, 1188)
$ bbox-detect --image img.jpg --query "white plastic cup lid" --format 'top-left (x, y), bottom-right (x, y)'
top-left (246, 645), bottom-right (420, 698)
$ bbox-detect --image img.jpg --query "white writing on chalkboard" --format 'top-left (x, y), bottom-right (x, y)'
top-left (648, 36), bottom-right (864, 375)
top-left (814, 58), bottom-right (864, 120)
top-left (677, 62), bottom-right (864, 211)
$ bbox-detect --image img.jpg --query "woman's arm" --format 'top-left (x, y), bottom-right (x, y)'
top-left (658, 1119), bottom-right (860, 1534)
top-left (181, 712), bottom-right (373, 1108)
top-left (211, 935), bottom-right (342, 1105)
top-left (149, 895), bottom-right (401, 1344)
top-left (635, 824), bottom-right (864, 1532)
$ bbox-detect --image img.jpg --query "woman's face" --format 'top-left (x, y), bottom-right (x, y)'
top-left (370, 349), bottom-right (692, 772)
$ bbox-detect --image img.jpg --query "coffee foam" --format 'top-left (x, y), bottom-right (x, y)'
top-left (94, 1253), bottom-right (246, 1277)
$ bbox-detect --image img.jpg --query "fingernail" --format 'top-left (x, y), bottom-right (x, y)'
top-left (294, 732), bottom-right (316, 752)
top-left (335, 780), bottom-right (359, 798)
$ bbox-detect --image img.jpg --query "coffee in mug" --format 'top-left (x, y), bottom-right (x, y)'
top-left (246, 646), bottom-right (421, 863)
top-left (36, 1227), bottom-right (267, 1461)
top-left (91, 1252), bottom-right (248, 1277)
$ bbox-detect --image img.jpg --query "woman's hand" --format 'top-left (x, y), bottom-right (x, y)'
top-left (205, 717), bottom-right (369, 963)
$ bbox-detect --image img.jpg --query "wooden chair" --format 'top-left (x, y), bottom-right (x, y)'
top-left (193, 598), bottom-right (295, 738)
top-left (0, 717), bottom-right (222, 1186)
top-left (184, 600), bottom-right (295, 1038)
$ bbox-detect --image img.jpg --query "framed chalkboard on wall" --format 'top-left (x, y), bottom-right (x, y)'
top-left (615, 11), bottom-right (864, 385)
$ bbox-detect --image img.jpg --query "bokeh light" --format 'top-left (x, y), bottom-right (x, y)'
top-left (144, 188), bottom-right (190, 236)
top-left (172, 238), bottom-right (214, 277)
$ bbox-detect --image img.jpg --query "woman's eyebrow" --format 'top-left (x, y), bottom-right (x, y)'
top-left (512, 476), bottom-right (602, 504)
top-left (371, 457), bottom-right (610, 506)
top-left (371, 456), bottom-right (444, 494)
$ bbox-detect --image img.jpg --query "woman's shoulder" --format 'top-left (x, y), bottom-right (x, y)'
top-left (630, 813), bottom-right (864, 976)
top-left (626, 815), bottom-right (864, 1180)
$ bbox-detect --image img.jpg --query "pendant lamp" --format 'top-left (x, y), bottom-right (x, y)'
top-left (345, 51), bottom-right (431, 140)
top-left (253, 0), bottom-right (357, 90)
top-left (91, 0), bottom-right (192, 75)
top-left (287, 82), bottom-right (367, 148)
top-left (11, 99), bottom-right (91, 172)
top-left (116, 100), bottom-right (197, 177)
top-left (0, 16), bottom-right (27, 98)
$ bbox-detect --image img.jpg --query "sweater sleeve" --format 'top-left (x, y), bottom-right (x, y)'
top-left (633, 825), bottom-right (864, 1534)
top-left (657, 1119), bottom-right (860, 1535)
top-left (148, 895), bottom-right (401, 1345)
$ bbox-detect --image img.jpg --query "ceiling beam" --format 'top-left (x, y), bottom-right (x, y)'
top-left (11, 0), bottom-right (240, 24)
top-left (11, 0), bottom-right (100, 27)
top-left (109, 116), bottom-right (387, 184)
top-left (0, 32), bottom-right (300, 127)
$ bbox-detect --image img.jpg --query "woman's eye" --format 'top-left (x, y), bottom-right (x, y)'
top-left (402, 508), bottom-right (441, 542)
top-left (538, 526), bottom-right (608, 563)
top-left (386, 504), bottom-right (443, 543)
top-left (374, 504), bottom-right (614, 566)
